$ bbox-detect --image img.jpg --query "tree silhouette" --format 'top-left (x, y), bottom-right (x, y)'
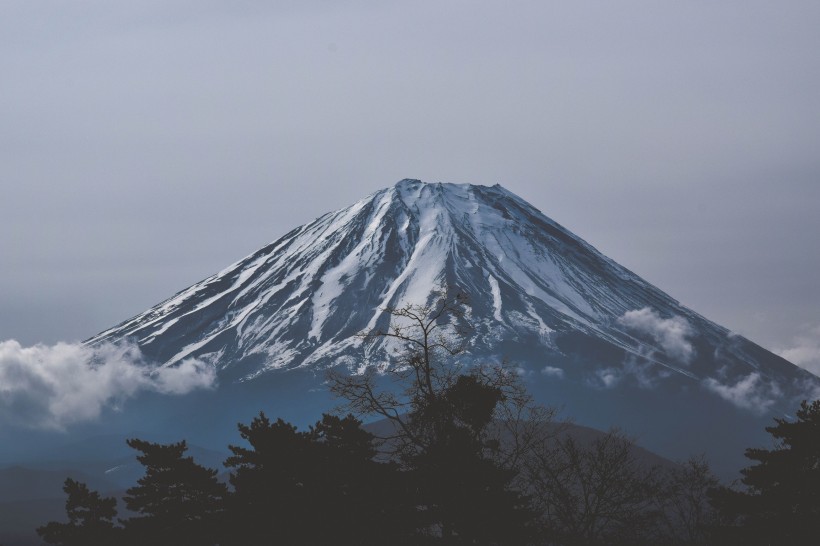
top-left (656, 455), bottom-right (719, 545)
top-left (37, 478), bottom-right (120, 546)
top-left (710, 399), bottom-right (820, 545)
top-left (329, 291), bottom-right (539, 544)
top-left (122, 439), bottom-right (228, 546)
top-left (407, 375), bottom-right (535, 544)
top-left (223, 414), bottom-right (312, 545)
top-left (224, 412), bottom-right (413, 545)
top-left (525, 428), bottom-right (664, 545)
top-left (308, 413), bottom-right (415, 544)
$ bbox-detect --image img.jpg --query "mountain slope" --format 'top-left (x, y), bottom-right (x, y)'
top-left (90, 180), bottom-right (811, 388)
top-left (88, 179), bottom-right (818, 474)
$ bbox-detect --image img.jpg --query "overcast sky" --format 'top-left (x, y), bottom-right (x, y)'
top-left (1, 1), bottom-right (818, 373)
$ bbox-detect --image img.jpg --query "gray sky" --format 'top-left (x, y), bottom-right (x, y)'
top-left (1, 1), bottom-right (819, 372)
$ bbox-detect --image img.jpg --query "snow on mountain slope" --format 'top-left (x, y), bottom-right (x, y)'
top-left (89, 179), bottom-right (818, 414)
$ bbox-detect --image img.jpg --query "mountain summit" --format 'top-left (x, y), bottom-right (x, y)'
top-left (90, 179), bottom-right (817, 471)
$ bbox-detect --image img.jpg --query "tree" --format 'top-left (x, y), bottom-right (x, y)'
top-left (525, 428), bottom-right (664, 545)
top-left (656, 456), bottom-right (719, 545)
top-left (329, 291), bottom-right (472, 456)
top-left (406, 374), bottom-right (536, 544)
top-left (122, 439), bottom-right (228, 546)
top-left (37, 478), bottom-right (120, 546)
top-left (307, 413), bottom-right (416, 544)
top-left (710, 399), bottom-right (820, 545)
top-left (224, 412), bottom-right (413, 545)
top-left (329, 290), bottom-right (540, 544)
top-left (223, 414), bottom-right (310, 545)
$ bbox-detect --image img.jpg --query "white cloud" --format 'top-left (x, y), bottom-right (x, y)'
top-left (541, 366), bottom-right (564, 378)
top-left (0, 339), bottom-right (216, 430)
top-left (702, 372), bottom-right (781, 414)
top-left (776, 325), bottom-right (820, 377)
top-left (591, 367), bottom-right (621, 389)
top-left (618, 307), bottom-right (695, 364)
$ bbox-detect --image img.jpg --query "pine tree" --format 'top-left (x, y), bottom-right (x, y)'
top-left (37, 478), bottom-right (120, 546)
top-left (122, 439), bottom-right (228, 546)
top-left (406, 375), bottom-right (535, 544)
top-left (223, 412), bottom-right (413, 545)
top-left (710, 399), bottom-right (820, 544)
top-left (308, 413), bottom-right (414, 544)
top-left (223, 414), bottom-right (313, 545)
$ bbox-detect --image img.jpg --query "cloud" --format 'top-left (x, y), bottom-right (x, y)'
top-left (623, 354), bottom-right (670, 389)
top-left (513, 366), bottom-right (533, 378)
top-left (776, 325), bottom-right (820, 376)
top-left (588, 352), bottom-right (670, 390)
top-left (0, 339), bottom-right (216, 430)
top-left (541, 366), bottom-right (564, 379)
top-left (590, 367), bottom-right (621, 389)
top-left (618, 308), bottom-right (695, 364)
top-left (702, 372), bottom-right (781, 414)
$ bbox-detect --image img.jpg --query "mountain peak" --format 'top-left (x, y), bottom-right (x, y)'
top-left (394, 178), bottom-right (422, 187)
top-left (392, 177), bottom-right (510, 195)
top-left (90, 179), bottom-right (815, 400)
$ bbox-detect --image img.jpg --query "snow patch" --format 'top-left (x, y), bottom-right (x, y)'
top-left (487, 274), bottom-right (503, 321)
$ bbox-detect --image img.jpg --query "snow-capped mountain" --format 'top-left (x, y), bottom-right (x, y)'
top-left (88, 179), bottom-right (818, 473)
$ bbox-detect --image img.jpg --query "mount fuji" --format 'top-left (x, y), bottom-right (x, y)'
top-left (84, 179), bottom-right (817, 474)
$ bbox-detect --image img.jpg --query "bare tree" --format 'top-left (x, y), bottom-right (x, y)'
top-left (328, 289), bottom-right (469, 454)
top-left (329, 288), bottom-right (553, 463)
top-left (656, 456), bottom-right (719, 545)
top-left (328, 289), bottom-right (550, 544)
top-left (525, 428), bottom-right (665, 545)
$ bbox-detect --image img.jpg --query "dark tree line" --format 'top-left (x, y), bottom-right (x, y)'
top-left (709, 399), bottom-right (820, 545)
top-left (36, 292), bottom-right (820, 545)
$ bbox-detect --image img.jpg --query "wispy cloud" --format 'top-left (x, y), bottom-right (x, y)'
top-left (0, 339), bottom-right (216, 430)
top-left (588, 352), bottom-right (670, 390)
top-left (702, 372), bottom-right (781, 414)
top-left (541, 366), bottom-right (564, 379)
top-left (776, 324), bottom-right (820, 377)
top-left (618, 307), bottom-right (695, 365)
top-left (590, 367), bottom-right (621, 389)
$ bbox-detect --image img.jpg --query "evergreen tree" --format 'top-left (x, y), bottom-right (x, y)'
top-left (37, 478), bottom-right (120, 546)
top-left (223, 414), bottom-right (312, 545)
top-left (224, 412), bottom-right (413, 545)
top-left (406, 375), bottom-right (535, 545)
top-left (308, 413), bottom-right (415, 544)
top-left (710, 399), bottom-right (820, 545)
top-left (122, 439), bottom-right (228, 546)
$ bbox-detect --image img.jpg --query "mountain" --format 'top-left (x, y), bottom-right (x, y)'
top-left (86, 179), bottom-right (817, 475)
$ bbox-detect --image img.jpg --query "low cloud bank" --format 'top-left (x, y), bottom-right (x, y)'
top-left (618, 307), bottom-right (695, 365)
top-left (0, 339), bottom-right (216, 430)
